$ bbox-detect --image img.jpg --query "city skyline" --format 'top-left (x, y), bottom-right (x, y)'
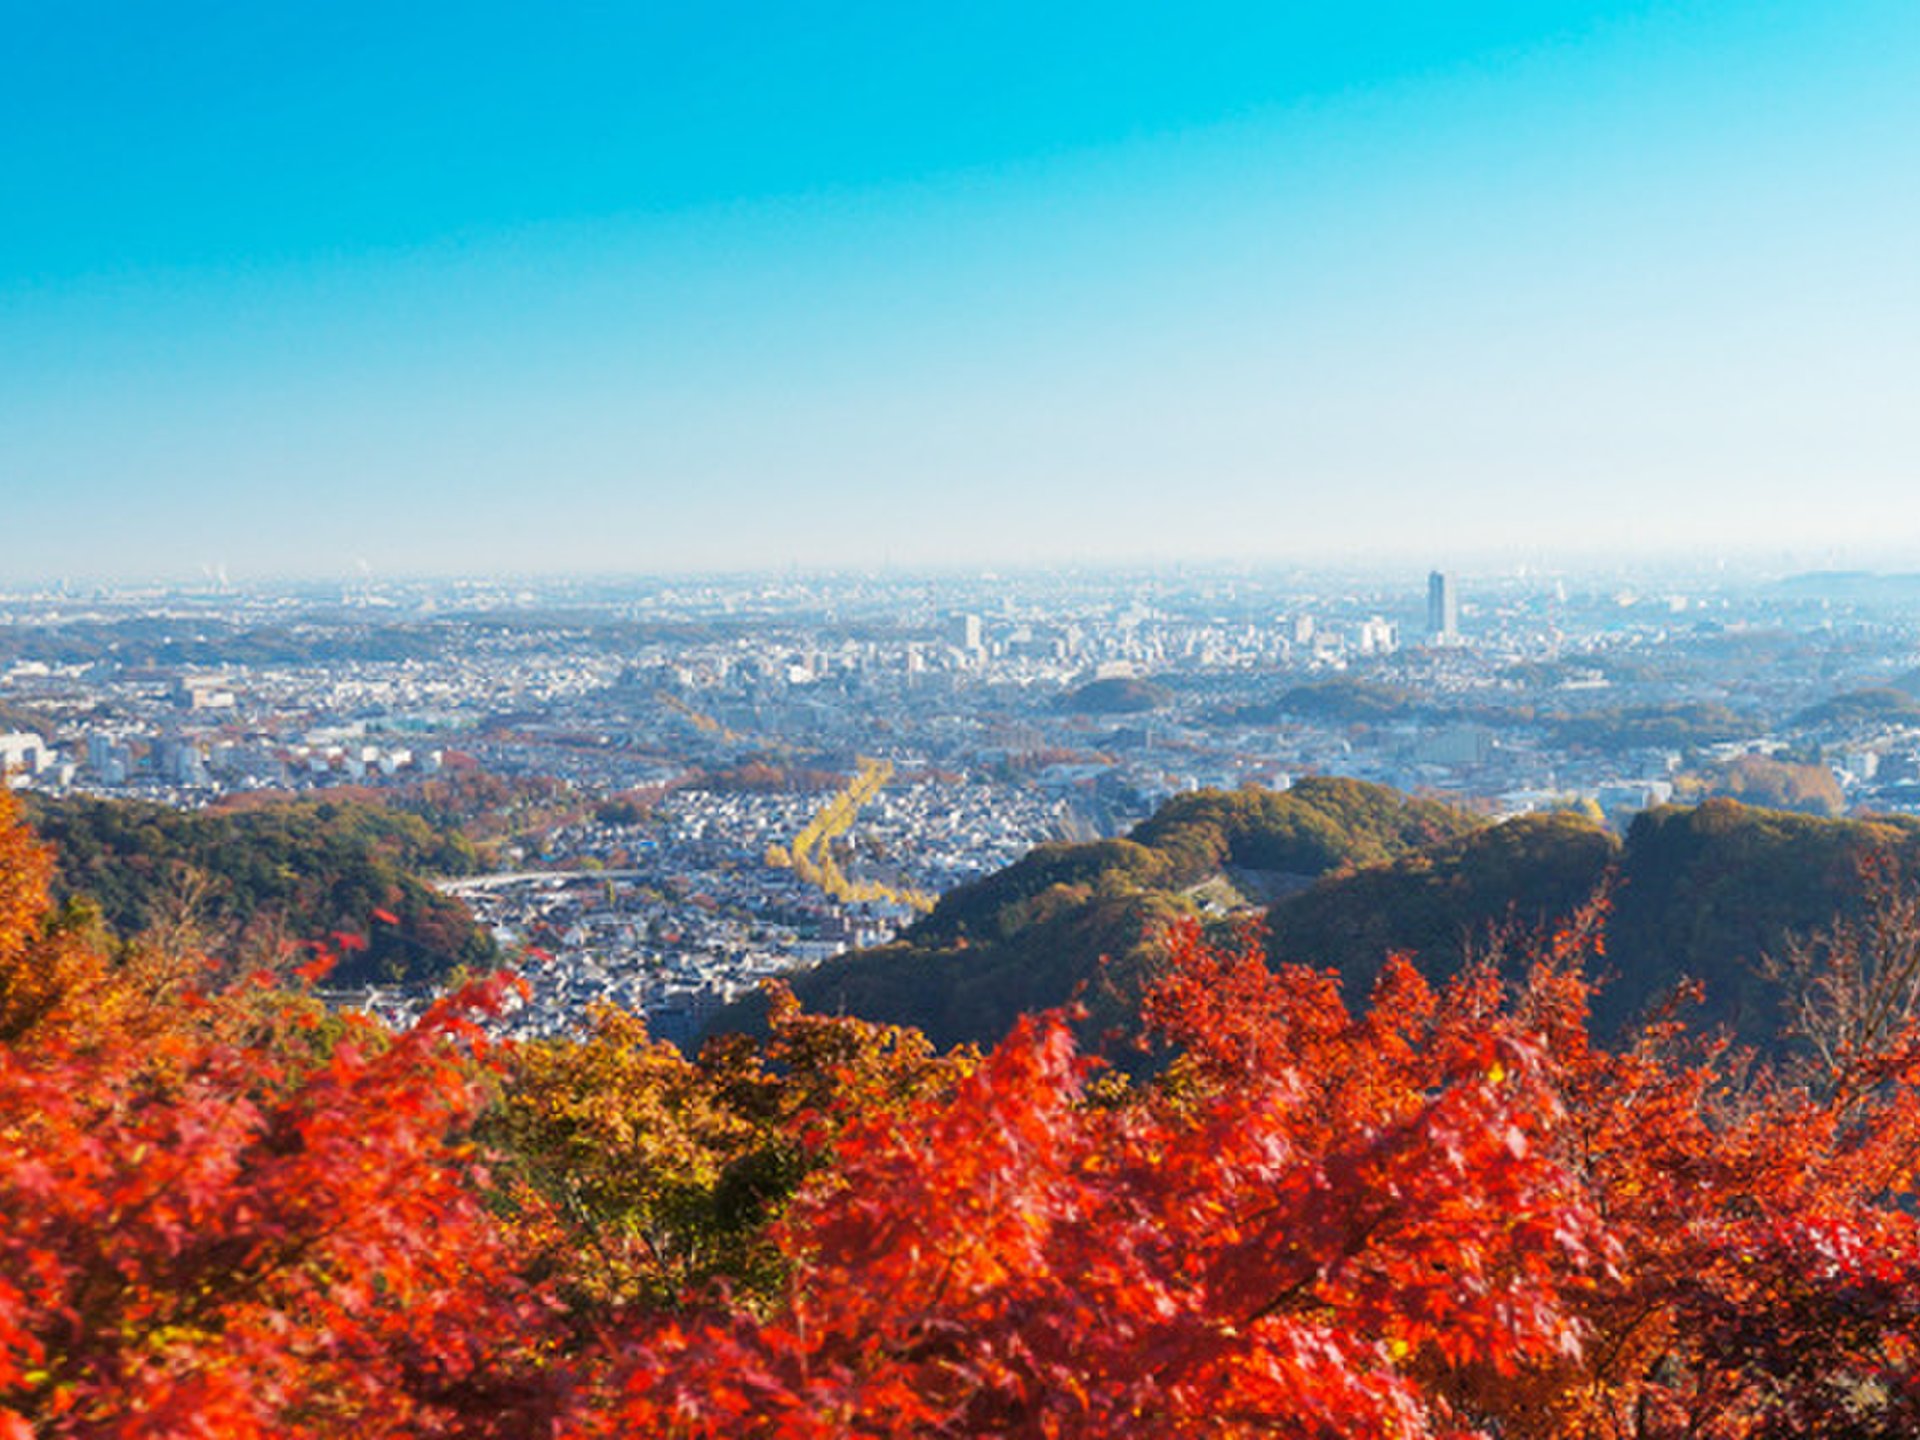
top-left (6, 3), bottom-right (1920, 583)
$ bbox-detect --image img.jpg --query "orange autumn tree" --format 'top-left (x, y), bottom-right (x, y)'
top-left (580, 921), bottom-right (1611, 1436)
top-left (575, 906), bottom-right (1920, 1437)
top-left (0, 788), bottom-right (561, 1439)
top-left (1487, 901), bottom-right (1920, 1438)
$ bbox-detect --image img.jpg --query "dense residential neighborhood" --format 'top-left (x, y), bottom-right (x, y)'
top-left (7, 564), bottom-right (1920, 1038)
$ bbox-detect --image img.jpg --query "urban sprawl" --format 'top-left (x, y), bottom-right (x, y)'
top-left (5, 563), bottom-right (1919, 1040)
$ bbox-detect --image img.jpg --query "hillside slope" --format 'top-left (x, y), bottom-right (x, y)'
top-left (1264, 810), bottom-right (1618, 996)
top-left (758, 779), bottom-right (1479, 1048)
top-left (25, 794), bottom-right (496, 986)
top-left (737, 785), bottom-right (1920, 1057)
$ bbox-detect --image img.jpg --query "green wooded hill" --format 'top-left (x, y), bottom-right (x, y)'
top-left (734, 784), bottom-right (1920, 1057)
top-left (24, 794), bottom-right (495, 986)
top-left (1791, 687), bottom-right (1920, 730)
top-left (1273, 799), bottom-right (1920, 1047)
top-left (754, 778), bottom-right (1479, 1049)
top-left (1056, 676), bottom-right (1172, 713)
top-left (1263, 810), bottom-right (1617, 999)
top-left (1604, 800), bottom-right (1920, 1043)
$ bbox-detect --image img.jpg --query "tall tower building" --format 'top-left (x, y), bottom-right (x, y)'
top-left (1427, 571), bottom-right (1460, 642)
top-left (949, 612), bottom-right (984, 654)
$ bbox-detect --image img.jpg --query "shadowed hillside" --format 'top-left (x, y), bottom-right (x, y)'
top-left (728, 779), bottom-right (1479, 1049)
top-left (1264, 799), bottom-right (1920, 1046)
top-left (725, 784), bottom-right (1920, 1058)
top-left (1263, 810), bottom-right (1618, 998)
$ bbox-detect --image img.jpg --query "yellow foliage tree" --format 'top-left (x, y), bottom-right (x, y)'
top-left (487, 983), bottom-right (965, 1312)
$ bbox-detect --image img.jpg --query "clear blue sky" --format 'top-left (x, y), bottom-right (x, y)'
top-left (4, 2), bottom-right (1919, 582)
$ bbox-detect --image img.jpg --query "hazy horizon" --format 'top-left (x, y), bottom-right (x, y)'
top-left (7, 3), bottom-right (1919, 584)
top-left (14, 547), bottom-right (1920, 600)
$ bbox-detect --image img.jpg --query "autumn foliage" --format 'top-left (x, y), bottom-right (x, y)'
top-left (0, 791), bottom-right (557, 1437)
top-left (9, 784), bottom-right (1920, 1435)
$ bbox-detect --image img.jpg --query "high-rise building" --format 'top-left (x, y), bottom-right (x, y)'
top-left (1427, 571), bottom-right (1460, 642)
top-left (1357, 617), bottom-right (1398, 655)
top-left (949, 612), bottom-right (984, 654)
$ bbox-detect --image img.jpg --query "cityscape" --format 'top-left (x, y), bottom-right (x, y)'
top-left (14, 0), bottom-right (1920, 1427)
top-left (8, 561), bottom-right (1920, 1039)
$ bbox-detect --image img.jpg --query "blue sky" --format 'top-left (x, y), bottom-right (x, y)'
top-left (4, 2), bottom-right (1919, 582)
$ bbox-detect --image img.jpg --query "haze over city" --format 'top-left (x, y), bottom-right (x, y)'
top-left (6, 1), bottom-right (1920, 582)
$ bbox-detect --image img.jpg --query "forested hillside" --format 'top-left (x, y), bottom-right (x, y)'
top-left (23, 794), bottom-right (495, 985)
top-left (746, 783), bottom-right (1920, 1059)
top-left (1264, 809), bottom-right (1618, 996)
top-left (766, 778), bottom-right (1478, 1047)
top-left (1266, 798), bottom-right (1920, 1047)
